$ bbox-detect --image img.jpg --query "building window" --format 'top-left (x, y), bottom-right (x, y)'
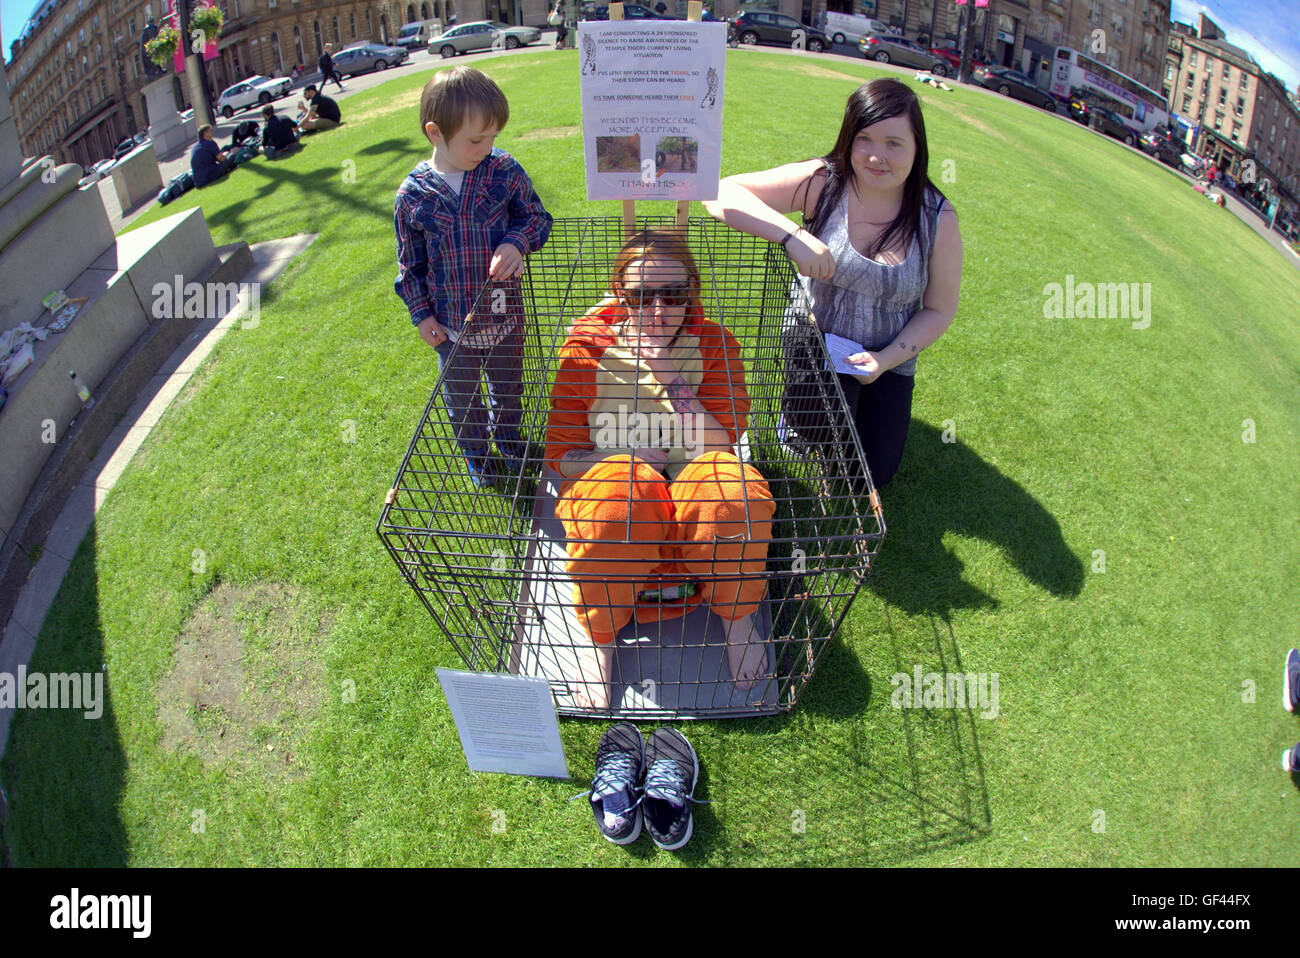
top-left (1185, 72), bottom-right (1193, 89)
top-left (1218, 88), bottom-right (1226, 106)
top-left (128, 16), bottom-right (135, 36)
top-left (350, 12), bottom-right (356, 37)
top-left (1189, 49), bottom-right (1197, 67)
top-left (1181, 95), bottom-right (1191, 113)
top-left (1232, 121), bottom-right (1241, 141)
top-left (270, 31), bottom-right (284, 71)
top-left (366, 10), bottom-right (373, 36)
top-left (313, 20), bottom-right (323, 55)
top-left (294, 26), bottom-right (304, 64)
top-left (1111, 14), bottom-right (1124, 37)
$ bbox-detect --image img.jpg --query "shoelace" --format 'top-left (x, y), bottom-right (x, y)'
top-left (569, 751), bottom-right (644, 811)
top-left (643, 758), bottom-right (707, 808)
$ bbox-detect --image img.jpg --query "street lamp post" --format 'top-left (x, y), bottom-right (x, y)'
top-left (113, 35), bottom-right (135, 135)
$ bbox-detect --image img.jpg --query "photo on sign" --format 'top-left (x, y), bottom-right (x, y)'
top-left (596, 134), bottom-right (641, 173)
top-left (655, 136), bottom-right (699, 176)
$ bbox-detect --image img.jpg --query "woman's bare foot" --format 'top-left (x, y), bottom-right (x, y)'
top-left (723, 614), bottom-right (769, 692)
top-left (571, 641), bottom-right (616, 710)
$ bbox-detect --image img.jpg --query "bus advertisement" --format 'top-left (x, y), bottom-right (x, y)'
top-left (1050, 46), bottom-right (1170, 132)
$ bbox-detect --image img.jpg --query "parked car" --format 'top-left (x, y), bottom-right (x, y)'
top-left (1181, 152), bottom-right (1205, 176)
top-left (731, 11), bottom-right (829, 52)
top-left (78, 158), bottom-right (116, 188)
top-left (1085, 105), bottom-right (1136, 146)
top-left (821, 11), bottom-right (887, 45)
top-left (973, 65), bottom-right (1057, 110)
top-left (581, 3), bottom-right (670, 19)
top-left (858, 32), bottom-right (950, 75)
top-left (929, 42), bottom-right (986, 72)
top-left (429, 21), bottom-right (540, 57)
top-left (332, 41), bottom-right (409, 74)
top-left (216, 75), bottom-right (294, 119)
top-left (1139, 129), bottom-right (1182, 167)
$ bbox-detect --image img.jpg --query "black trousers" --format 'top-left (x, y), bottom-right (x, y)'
top-left (781, 322), bottom-right (915, 487)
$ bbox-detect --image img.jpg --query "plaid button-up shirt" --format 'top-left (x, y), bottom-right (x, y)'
top-left (394, 149), bottom-right (552, 343)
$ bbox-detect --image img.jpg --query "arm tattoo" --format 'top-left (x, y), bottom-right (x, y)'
top-left (664, 375), bottom-right (697, 417)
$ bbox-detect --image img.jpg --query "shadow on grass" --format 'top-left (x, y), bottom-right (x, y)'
top-left (359, 138), bottom-right (415, 156)
top-left (871, 419), bottom-right (1085, 617)
top-left (0, 525), bottom-right (130, 866)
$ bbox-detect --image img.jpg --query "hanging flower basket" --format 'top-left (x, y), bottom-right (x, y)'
top-left (144, 26), bottom-right (180, 69)
top-left (189, 3), bottom-right (225, 44)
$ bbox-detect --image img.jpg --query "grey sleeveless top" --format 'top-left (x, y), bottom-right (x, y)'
top-left (804, 183), bottom-right (948, 377)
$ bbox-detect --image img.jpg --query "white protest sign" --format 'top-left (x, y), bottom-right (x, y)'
top-left (437, 669), bottom-right (570, 778)
top-left (578, 18), bottom-right (727, 201)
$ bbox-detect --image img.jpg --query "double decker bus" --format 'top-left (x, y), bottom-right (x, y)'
top-left (1050, 46), bottom-right (1170, 133)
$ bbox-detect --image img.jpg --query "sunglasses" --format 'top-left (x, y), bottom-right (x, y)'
top-left (619, 284), bottom-right (692, 308)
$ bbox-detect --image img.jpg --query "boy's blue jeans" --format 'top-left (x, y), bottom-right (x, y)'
top-left (434, 327), bottom-right (525, 462)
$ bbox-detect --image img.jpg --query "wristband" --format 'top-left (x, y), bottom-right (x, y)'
top-left (780, 228), bottom-right (800, 251)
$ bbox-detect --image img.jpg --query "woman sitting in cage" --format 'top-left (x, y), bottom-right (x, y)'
top-left (544, 229), bottom-right (776, 710)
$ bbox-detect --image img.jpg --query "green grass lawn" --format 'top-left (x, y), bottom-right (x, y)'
top-left (5, 50), bottom-right (1300, 866)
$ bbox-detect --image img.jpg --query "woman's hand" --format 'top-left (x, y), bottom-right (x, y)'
top-left (786, 228), bottom-right (837, 281)
top-left (623, 331), bottom-right (680, 382)
top-left (630, 447), bottom-right (669, 474)
top-left (846, 350), bottom-right (885, 384)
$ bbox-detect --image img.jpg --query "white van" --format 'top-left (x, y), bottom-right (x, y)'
top-left (394, 19), bottom-right (442, 50)
top-left (822, 11), bottom-right (888, 45)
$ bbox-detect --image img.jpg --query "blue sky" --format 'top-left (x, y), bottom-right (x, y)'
top-left (5, 0), bottom-right (1300, 86)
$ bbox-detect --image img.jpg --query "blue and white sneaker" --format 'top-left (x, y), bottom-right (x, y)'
top-left (1285, 649), bottom-right (1299, 713)
top-left (463, 451), bottom-right (499, 489)
top-left (493, 427), bottom-right (529, 472)
top-left (643, 727), bottom-right (701, 851)
top-left (585, 722), bottom-right (645, 845)
top-left (1284, 744), bottom-right (1299, 773)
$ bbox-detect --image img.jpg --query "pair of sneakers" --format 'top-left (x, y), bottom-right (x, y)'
top-left (1283, 649), bottom-right (1300, 773)
top-left (583, 722), bottom-right (701, 850)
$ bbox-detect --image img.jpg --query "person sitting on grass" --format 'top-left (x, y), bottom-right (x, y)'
top-left (261, 104), bottom-right (299, 157)
top-left (545, 229), bottom-right (776, 711)
top-left (299, 84), bottom-right (341, 133)
top-left (190, 124), bottom-right (233, 187)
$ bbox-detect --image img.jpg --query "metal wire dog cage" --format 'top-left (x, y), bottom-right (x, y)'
top-left (378, 216), bottom-right (885, 719)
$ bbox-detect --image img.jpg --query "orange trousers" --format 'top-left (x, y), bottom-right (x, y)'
top-left (555, 452), bottom-right (775, 645)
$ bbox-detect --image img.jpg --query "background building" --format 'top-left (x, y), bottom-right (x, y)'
top-left (6, 0), bottom-right (550, 168)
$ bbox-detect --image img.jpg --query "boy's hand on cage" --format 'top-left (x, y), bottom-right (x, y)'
top-left (489, 244), bottom-right (524, 280)
top-left (417, 316), bottom-right (449, 348)
top-left (787, 230), bottom-right (836, 281)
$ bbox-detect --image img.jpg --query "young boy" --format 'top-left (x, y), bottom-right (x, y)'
top-left (394, 67), bottom-right (553, 486)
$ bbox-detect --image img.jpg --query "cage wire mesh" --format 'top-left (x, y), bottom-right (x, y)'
top-left (378, 215), bottom-right (886, 719)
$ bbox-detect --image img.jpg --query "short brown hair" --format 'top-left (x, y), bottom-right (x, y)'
top-left (197, 123), bottom-right (212, 139)
top-left (420, 66), bottom-right (509, 141)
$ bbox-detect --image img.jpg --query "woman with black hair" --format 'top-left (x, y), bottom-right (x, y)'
top-left (704, 77), bottom-right (962, 487)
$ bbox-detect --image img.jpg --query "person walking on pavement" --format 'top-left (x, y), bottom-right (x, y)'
top-left (319, 43), bottom-right (345, 91)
